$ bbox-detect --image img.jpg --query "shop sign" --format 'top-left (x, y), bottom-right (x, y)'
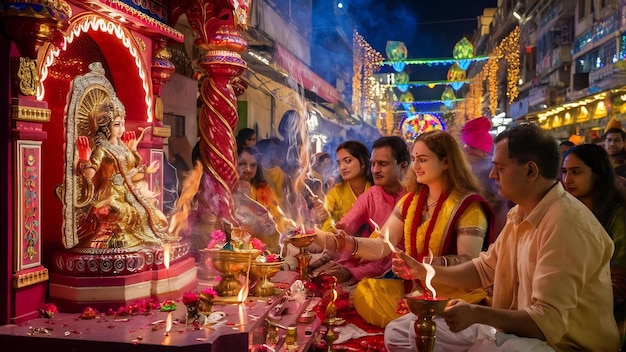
top-left (275, 45), bottom-right (341, 104)
top-left (529, 86), bottom-right (547, 106)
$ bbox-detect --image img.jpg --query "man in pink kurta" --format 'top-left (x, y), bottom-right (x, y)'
top-left (313, 136), bottom-right (410, 283)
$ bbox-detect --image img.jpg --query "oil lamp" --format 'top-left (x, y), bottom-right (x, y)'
top-left (404, 261), bottom-right (449, 352)
top-left (286, 231), bottom-right (316, 281)
top-left (404, 294), bottom-right (449, 352)
top-left (204, 249), bottom-right (259, 297)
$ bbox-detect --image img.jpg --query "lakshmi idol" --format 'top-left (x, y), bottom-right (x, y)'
top-left (74, 97), bottom-right (176, 249)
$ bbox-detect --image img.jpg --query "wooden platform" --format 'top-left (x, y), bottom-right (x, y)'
top-left (0, 271), bottom-right (322, 352)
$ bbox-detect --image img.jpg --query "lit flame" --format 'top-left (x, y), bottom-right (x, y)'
top-left (423, 254), bottom-right (437, 298)
top-left (236, 252), bottom-right (252, 302)
top-left (163, 243), bottom-right (171, 269)
top-left (238, 303), bottom-right (246, 327)
top-left (165, 312), bottom-right (172, 334)
top-left (370, 218), bottom-right (397, 254)
top-left (237, 284), bottom-right (248, 302)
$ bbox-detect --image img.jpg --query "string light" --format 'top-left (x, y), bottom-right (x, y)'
top-left (389, 98), bottom-right (465, 105)
top-left (487, 52), bottom-right (500, 115)
top-left (352, 31), bottom-right (384, 120)
top-left (503, 26), bottom-right (521, 104)
top-left (475, 26), bottom-right (520, 115)
top-left (381, 56), bottom-right (488, 67)
top-left (352, 31), bottom-right (364, 118)
top-left (370, 27), bottom-right (519, 133)
top-left (379, 79), bottom-right (470, 88)
top-left (386, 104), bottom-right (395, 135)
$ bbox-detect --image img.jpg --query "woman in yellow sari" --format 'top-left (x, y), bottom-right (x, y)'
top-left (321, 140), bottom-right (373, 231)
top-left (332, 130), bottom-right (495, 327)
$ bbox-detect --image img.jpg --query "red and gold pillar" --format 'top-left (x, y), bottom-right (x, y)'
top-left (0, 0), bottom-right (69, 323)
top-left (169, 0), bottom-right (249, 221)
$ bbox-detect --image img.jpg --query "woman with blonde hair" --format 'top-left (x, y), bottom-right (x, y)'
top-left (330, 130), bottom-right (496, 328)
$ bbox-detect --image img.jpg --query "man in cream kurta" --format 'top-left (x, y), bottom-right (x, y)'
top-left (386, 124), bottom-right (620, 351)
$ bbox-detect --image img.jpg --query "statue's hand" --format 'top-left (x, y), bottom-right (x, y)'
top-left (145, 160), bottom-right (160, 174)
top-left (122, 131), bottom-right (137, 150)
top-left (77, 136), bottom-right (92, 161)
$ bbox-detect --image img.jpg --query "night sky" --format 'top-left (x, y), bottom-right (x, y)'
top-left (352, 0), bottom-right (497, 57)
top-left (349, 0), bottom-right (498, 100)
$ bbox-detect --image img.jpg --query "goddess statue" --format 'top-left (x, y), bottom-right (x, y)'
top-left (55, 62), bottom-right (179, 252)
top-left (73, 97), bottom-right (176, 249)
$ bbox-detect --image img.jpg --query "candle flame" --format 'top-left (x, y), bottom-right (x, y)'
top-left (371, 218), bottom-right (397, 254)
top-left (165, 312), bottom-right (172, 333)
top-left (237, 284), bottom-right (248, 302)
top-left (236, 253), bottom-right (252, 302)
top-left (238, 303), bottom-right (246, 327)
top-left (163, 243), bottom-right (171, 269)
top-left (368, 218), bottom-right (380, 231)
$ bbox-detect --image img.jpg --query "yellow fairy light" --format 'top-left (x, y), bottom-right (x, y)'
top-left (487, 51), bottom-right (500, 115)
top-left (353, 31), bottom-right (384, 131)
top-left (502, 26), bottom-right (520, 103)
top-left (469, 26), bottom-right (520, 116)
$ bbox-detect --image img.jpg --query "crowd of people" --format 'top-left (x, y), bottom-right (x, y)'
top-left (218, 113), bottom-right (626, 351)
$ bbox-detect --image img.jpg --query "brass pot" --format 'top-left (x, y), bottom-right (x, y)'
top-left (202, 249), bottom-right (259, 297)
top-left (250, 261), bottom-right (283, 296)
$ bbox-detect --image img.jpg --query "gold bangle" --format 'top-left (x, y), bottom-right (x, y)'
top-left (78, 160), bottom-right (93, 170)
top-left (351, 237), bottom-right (359, 257)
top-left (442, 256), bottom-right (448, 267)
top-left (336, 235), bottom-right (346, 252)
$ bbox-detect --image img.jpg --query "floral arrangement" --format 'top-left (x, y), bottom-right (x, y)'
top-left (305, 275), bottom-right (350, 312)
top-left (206, 229), bottom-right (227, 249)
top-left (159, 299), bottom-right (177, 312)
top-left (39, 303), bottom-right (58, 318)
top-left (206, 228), bottom-right (258, 251)
top-left (182, 287), bottom-right (217, 321)
top-left (182, 291), bottom-right (200, 307)
top-left (263, 254), bottom-right (283, 263)
top-left (200, 287), bottom-right (218, 298)
top-left (109, 299), bottom-right (161, 316)
top-left (395, 299), bottom-right (409, 316)
top-left (80, 307), bottom-right (99, 319)
top-left (250, 237), bottom-right (264, 251)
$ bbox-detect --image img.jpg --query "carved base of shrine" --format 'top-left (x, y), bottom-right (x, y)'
top-left (50, 246), bottom-right (198, 312)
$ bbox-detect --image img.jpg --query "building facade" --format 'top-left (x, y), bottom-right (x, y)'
top-left (495, 0), bottom-right (626, 140)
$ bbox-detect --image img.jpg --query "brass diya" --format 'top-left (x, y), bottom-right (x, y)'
top-left (250, 260), bottom-right (283, 296)
top-left (404, 295), bottom-right (450, 352)
top-left (286, 232), bottom-right (317, 281)
top-left (203, 249), bottom-right (259, 297)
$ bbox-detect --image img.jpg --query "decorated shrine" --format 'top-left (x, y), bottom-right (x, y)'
top-left (0, 1), bottom-right (434, 351)
top-left (0, 1), bottom-right (378, 351)
top-left (0, 0), bottom-right (255, 323)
